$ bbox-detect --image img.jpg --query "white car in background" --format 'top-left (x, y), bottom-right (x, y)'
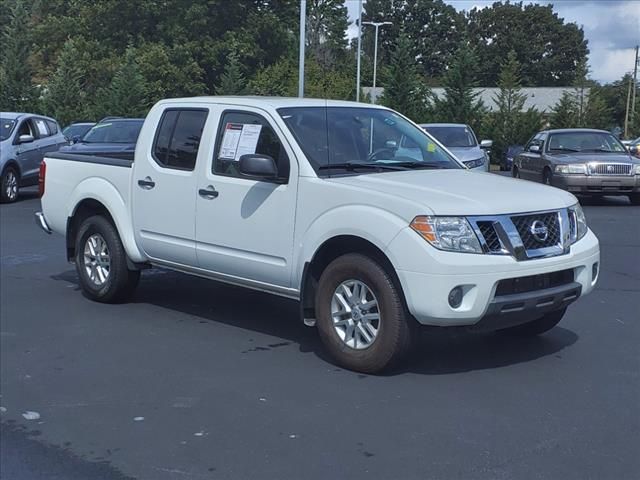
top-left (421, 123), bottom-right (492, 172)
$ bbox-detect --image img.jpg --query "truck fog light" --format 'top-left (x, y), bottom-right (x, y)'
top-left (448, 286), bottom-right (464, 308)
top-left (592, 262), bottom-right (599, 282)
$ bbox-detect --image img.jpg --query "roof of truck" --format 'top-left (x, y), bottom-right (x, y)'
top-left (158, 96), bottom-right (389, 109)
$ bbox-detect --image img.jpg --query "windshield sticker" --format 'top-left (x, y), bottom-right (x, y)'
top-left (383, 117), bottom-right (396, 126)
top-left (219, 123), bottom-right (262, 160)
top-left (427, 142), bottom-right (436, 152)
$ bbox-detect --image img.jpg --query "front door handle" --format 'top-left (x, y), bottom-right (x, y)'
top-left (198, 186), bottom-right (219, 199)
top-left (138, 177), bottom-right (155, 189)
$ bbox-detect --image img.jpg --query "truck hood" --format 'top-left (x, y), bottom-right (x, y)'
top-left (327, 170), bottom-right (577, 216)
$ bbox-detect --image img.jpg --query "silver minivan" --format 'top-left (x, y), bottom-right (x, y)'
top-left (1, 112), bottom-right (67, 202)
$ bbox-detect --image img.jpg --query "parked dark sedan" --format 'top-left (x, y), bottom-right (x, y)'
top-left (501, 145), bottom-right (523, 171)
top-left (61, 122), bottom-right (95, 143)
top-left (59, 118), bottom-right (144, 161)
top-left (513, 129), bottom-right (640, 205)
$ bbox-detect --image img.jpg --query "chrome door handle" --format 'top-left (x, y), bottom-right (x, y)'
top-left (198, 186), bottom-right (219, 199)
top-left (137, 176), bottom-right (155, 189)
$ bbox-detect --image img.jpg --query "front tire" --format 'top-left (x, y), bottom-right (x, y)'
top-left (315, 253), bottom-right (413, 374)
top-left (628, 193), bottom-right (640, 205)
top-left (75, 215), bottom-right (140, 303)
top-left (543, 168), bottom-right (553, 186)
top-left (1, 166), bottom-right (19, 203)
top-left (512, 166), bottom-right (520, 178)
top-left (500, 308), bottom-right (566, 336)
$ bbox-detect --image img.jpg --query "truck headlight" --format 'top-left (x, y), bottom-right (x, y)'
top-left (410, 216), bottom-right (482, 253)
top-left (568, 203), bottom-right (588, 243)
top-left (555, 164), bottom-right (587, 174)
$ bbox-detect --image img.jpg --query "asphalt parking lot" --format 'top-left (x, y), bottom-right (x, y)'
top-left (1, 187), bottom-right (639, 480)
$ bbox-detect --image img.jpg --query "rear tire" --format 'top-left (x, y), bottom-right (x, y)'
top-left (628, 193), bottom-right (640, 205)
top-left (500, 308), bottom-right (566, 336)
top-left (315, 253), bottom-right (413, 374)
top-left (75, 215), bottom-right (140, 303)
top-left (1, 166), bottom-right (19, 203)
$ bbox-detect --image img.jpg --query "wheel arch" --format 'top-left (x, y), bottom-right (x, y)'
top-left (299, 235), bottom-right (410, 326)
top-left (1, 159), bottom-right (22, 178)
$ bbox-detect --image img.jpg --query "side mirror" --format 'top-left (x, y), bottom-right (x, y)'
top-left (239, 154), bottom-right (278, 180)
top-left (480, 139), bottom-right (493, 149)
top-left (18, 134), bottom-right (34, 144)
top-left (71, 135), bottom-right (81, 144)
top-left (529, 144), bottom-right (541, 153)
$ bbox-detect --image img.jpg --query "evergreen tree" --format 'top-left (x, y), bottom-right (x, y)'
top-left (551, 91), bottom-right (578, 129)
top-left (306, 0), bottom-right (349, 67)
top-left (583, 87), bottom-right (611, 130)
top-left (215, 49), bottom-right (248, 96)
top-left (43, 38), bottom-right (86, 126)
top-left (433, 47), bottom-right (485, 131)
top-left (0, 0), bottom-right (37, 111)
top-left (103, 47), bottom-right (148, 118)
top-left (380, 32), bottom-right (430, 121)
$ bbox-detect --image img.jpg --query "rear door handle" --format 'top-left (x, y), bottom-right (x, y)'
top-left (138, 177), bottom-right (155, 189)
top-left (198, 186), bottom-right (219, 199)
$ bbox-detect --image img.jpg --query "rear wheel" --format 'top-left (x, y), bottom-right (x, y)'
top-left (500, 308), bottom-right (566, 336)
top-left (75, 215), bottom-right (140, 303)
top-left (1, 166), bottom-right (19, 203)
top-left (315, 253), bottom-right (413, 374)
top-left (628, 193), bottom-right (640, 205)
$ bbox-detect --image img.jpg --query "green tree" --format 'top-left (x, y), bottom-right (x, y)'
top-left (215, 48), bottom-right (248, 95)
top-left (583, 87), bottom-right (612, 130)
top-left (380, 32), bottom-right (430, 121)
top-left (551, 92), bottom-right (578, 129)
top-left (0, 0), bottom-right (37, 111)
top-left (42, 39), bottom-right (87, 126)
top-left (99, 47), bottom-right (148, 118)
top-left (466, 1), bottom-right (589, 86)
top-left (306, 0), bottom-right (349, 67)
top-left (433, 47), bottom-right (485, 130)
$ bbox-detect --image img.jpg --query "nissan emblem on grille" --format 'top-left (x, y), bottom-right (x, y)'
top-left (529, 220), bottom-right (549, 242)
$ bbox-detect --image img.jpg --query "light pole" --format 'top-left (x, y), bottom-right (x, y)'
top-left (298, 0), bottom-right (306, 98)
top-left (356, 0), bottom-right (363, 102)
top-left (362, 21), bottom-right (392, 104)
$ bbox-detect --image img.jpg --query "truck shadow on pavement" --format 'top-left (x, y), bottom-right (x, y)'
top-left (52, 268), bottom-right (579, 376)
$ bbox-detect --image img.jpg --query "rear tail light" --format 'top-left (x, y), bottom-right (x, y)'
top-left (38, 160), bottom-right (46, 197)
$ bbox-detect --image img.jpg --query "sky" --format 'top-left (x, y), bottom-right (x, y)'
top-left (344, 0), bottom-right (640, 84)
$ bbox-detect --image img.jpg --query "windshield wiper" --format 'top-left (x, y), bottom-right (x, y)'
top-left (318, 162), bottom-right (407, 172)
top-left (549, 147), bottom-right (579, 153)
top-left (580, 148), bottom-right (619, 153)
top-left (384, 161), bottom-right (448, 169)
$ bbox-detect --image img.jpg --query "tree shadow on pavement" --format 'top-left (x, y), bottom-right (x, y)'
top-left (52, 268), bottom-right (579, 376)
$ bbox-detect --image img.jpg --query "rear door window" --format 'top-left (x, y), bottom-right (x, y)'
top-left (152, 109), bottom-right (208, 171)
top-left (46, 120), bottom-right (59, 135)
top-left (34, 118), bottom-right (50, 138)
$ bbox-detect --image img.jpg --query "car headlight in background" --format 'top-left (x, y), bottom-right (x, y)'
top-left (634, 164), bottom-right (640, 175)
top-left (410, 216), bottom-right (482, 253)
top-left (555, 164), bottom-right (587, 174)
top-left (463, 158), bottom-right (485, 169)
top-left (568, 203), bottom-right (588, 244)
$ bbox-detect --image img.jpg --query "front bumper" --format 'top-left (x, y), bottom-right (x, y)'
top-left (553, 174), bottom-right (640, 195)
top-left (386, 227), bottom-right (600, 327)
top-left (35, 211), bottom-right (52, 234)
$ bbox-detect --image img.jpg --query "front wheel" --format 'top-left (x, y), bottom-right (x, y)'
top-left (315, 253), bottom-right (414, 374)
top-left (75, 215), bottom-right (140, 303)
top-left (500, 308), bottom-right (566, 336)
top-left (543, 168), bottom-right (553, 186)
top-left (1, 167), bottom-right (19, 203)
top-left (512, 166), bottom-right (520, 178)
top-left (628, 193), bottom-right (640, 205)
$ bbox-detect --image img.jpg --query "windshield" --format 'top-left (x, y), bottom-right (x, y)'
top-left (278, 107), bottom-right (461, 175)
top-left (422, 125), bottom-right (477, 147)
top-left (82, 121), bottom-right (143, 143)
top-left (547, 132), bottom-right (627, 153)
top-left (0, 118), bottom-right (16, 141)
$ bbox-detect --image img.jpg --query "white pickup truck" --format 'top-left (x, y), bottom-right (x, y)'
top-left (36, 97), bottom-right (600, 373)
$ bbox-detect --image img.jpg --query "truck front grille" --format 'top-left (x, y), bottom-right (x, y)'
top-left (495, 269), bottom-right (574, 296)
top-left (511, 212), bottom-right (561, 250)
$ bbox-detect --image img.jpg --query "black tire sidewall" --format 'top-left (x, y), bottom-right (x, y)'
top-left (75, 215), bottom-right (137, 303)
top-left (1, 166), bottom-right (18, 203)
top-left (316, 254), bottom-right (410, 373)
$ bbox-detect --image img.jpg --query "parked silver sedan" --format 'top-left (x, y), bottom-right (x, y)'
top-left (513, 129), bottom-right (640, 205)
top-left (420, 123), bottom-right (492, 172)
top-left (1, 112), bottom-right (67, 202)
